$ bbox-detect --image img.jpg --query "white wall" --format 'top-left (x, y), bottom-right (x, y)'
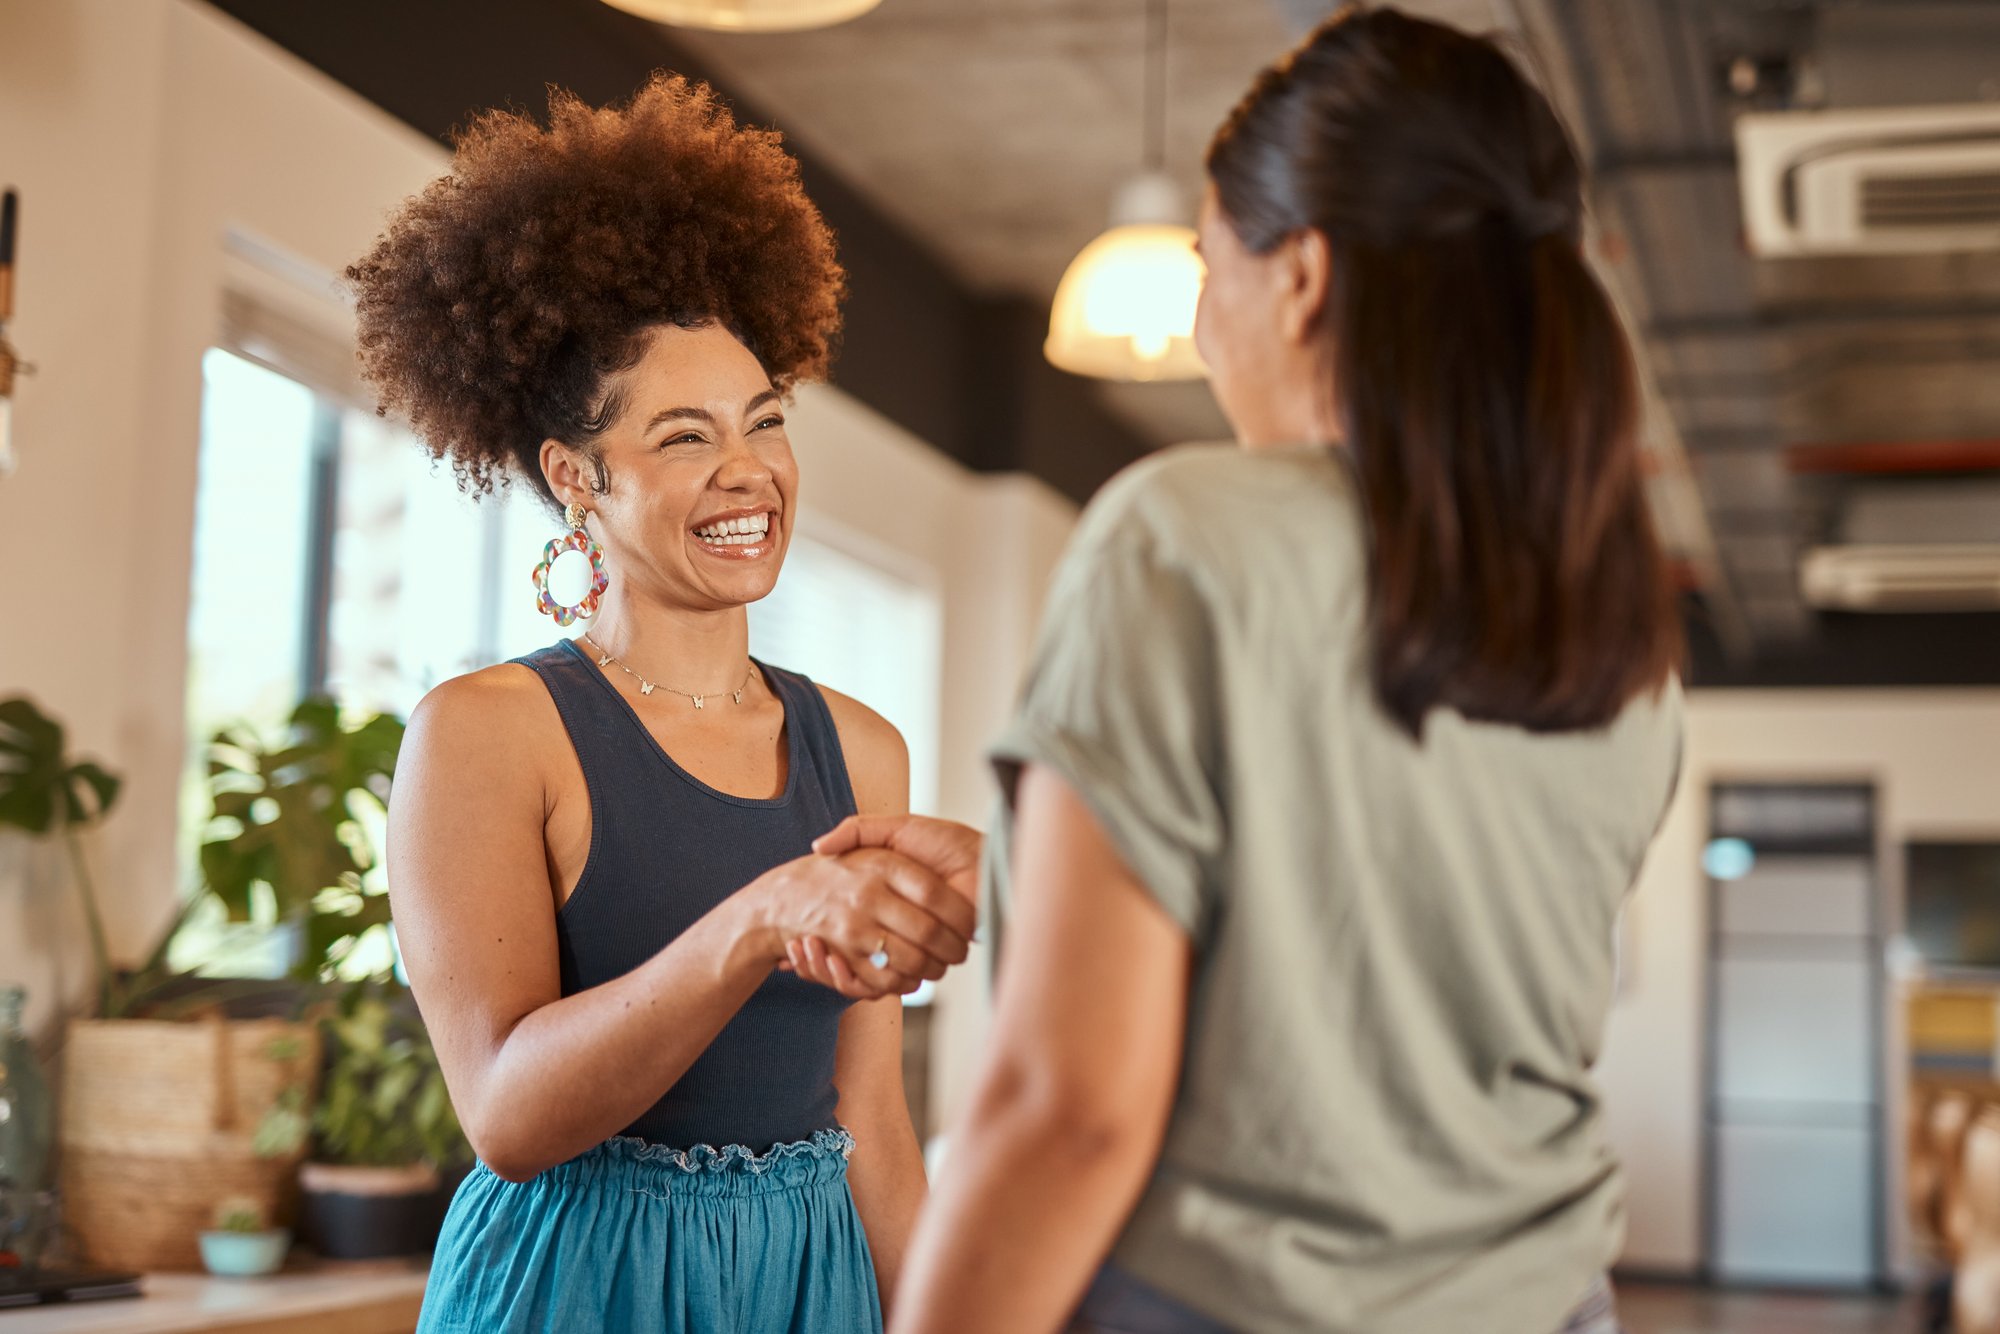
top-left (0, 0), bottom-right (1078, 1055)
top-left (0, 0), bottom-right (449, 1037)
top-left (1601, 689), bottom-right (2000, 1275)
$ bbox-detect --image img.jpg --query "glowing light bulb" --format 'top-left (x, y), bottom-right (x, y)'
top-left (599, 0), bottom-right (882, 31)
top-left (1046, 175), bottom-right (1207, 383)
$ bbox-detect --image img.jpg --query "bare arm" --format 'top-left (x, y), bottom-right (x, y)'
top-left (888, 765), bottom-right (1191, 1334)
top-left (817, 686), bottom-right (932, 1309)
top-left (837, 996), bottom-right (927, 1309)
top-left (387, 671), bottom-right (971, 1183)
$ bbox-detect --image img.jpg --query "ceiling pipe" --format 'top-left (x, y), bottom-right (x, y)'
top-left (1787, 438), bottom-right (2000, 475)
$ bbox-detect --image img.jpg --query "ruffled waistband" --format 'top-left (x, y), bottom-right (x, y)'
top-left (493, 1127), bottom-right (856, 1198)
top-left (596, 1127), bottom-right (854, 1175)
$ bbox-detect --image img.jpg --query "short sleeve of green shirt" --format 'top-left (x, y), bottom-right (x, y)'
top-left (985, 462), bottom-right (1226, 943)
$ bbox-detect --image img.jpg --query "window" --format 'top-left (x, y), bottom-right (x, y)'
top-left (750, 532), bottom-right (943, 815)
top-left (181, 346), bottom-right (945, 972)
top-left (182, 349), bottom-right (548, 973)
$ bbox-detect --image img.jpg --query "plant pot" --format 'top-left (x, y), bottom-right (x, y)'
top-left (198, 1228), bottom-right (291, 1277)
top-left (58, 1017), bottom-right (320, 1271)
top-left (298, 1161), bottom-right (443, 1259)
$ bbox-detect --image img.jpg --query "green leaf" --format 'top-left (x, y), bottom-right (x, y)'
top-left (0, 696), bottom-right (119, 836)
top-left (375, 1062), bottom-right (418, 1116)
top-left (0, 780), bottom-right (55, 834)
top-left (0, 696), bottom-right (132, 1011)
top-left (62, 761), bottom-right (122, 824)
top-left (0, 696), bottom-right (66, 762)
top-left (253, 1104), bottom-right (311, 1158)
top-left (197, 701), bottom-right (406, 984)
top-left (200, 837), bottom-right (266, 923)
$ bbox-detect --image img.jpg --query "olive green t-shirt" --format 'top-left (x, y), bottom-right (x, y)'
top-left (983, 444), bottom-right (1683, 1334)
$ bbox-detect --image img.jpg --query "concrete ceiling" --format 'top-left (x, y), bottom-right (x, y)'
top-left (671, 0), bottom-right (1290, 302)
top-left (682, 0), bottom-right (2000, 674)
top-left (668, 0), bottom-right (1290, 447)
top-left (1507, 0), bottom-right (2000, 651)
top-left (669, 0), bottom-right (1517, 447)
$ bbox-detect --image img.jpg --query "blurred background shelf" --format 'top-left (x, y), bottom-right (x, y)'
top-left (0, 1261), bottom-right (425, 1334)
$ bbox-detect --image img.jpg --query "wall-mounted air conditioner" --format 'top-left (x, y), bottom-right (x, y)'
top-left (1800, 544), bottom-right (2000, 611)
top-left (1736, 104), bottom-right (2000, 256)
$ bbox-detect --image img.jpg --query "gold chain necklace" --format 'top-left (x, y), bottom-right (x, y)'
top-left (580, 633), bottom-right (755, 710)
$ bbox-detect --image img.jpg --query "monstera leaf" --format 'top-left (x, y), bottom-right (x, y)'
top-left (200, 697), bottom-right (404, 981)
top-left (0, 696), bottom-right (125, 1015)
top-left (0, 697), bottom-right (121, 834)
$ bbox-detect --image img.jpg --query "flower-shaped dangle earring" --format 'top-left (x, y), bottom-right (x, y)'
top-left (532, 502), bottom-right (609, 627)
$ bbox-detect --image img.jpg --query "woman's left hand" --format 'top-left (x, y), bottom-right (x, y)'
top-left (782, 933), bottom-right (897, 999)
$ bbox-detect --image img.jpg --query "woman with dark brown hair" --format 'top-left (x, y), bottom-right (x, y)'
top-left (355, 77), bottom-right (976, 1333)
top-left (812, 8), bottom-right (1683, 1332)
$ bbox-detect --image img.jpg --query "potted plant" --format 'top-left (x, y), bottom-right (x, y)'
top-left (199, 696), bottom-right (404, 981)
top-left (0, 697), bottom-right (306, 1275)
top-left (14, 691), bottom-right (342, 1274)
top-left (195, 700), bottom-right (470, 1258)
top-left (299, 982), bottom-right (468, 1259)
top-left (197, 1196), bottom-right (290, 1278)
top-left (6, 692), bottom-right (450, 1271)
top-left (2, 693), bottom-right (398, 1273)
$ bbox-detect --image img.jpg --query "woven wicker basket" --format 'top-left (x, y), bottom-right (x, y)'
top-left (58, 1016), bottom-right (320, 1272)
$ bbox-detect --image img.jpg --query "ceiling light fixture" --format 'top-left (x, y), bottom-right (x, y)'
top-left (1045, 0), bottom-right (1205, 383)
top-left (600, 0), bottom-right (881, 34)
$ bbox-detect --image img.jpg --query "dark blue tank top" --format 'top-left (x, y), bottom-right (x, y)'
top-left (513, 637), bottom-right (857, 1152)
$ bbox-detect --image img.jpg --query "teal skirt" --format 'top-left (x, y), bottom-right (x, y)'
top-left (416, 1128), bottom-right (881, 1333)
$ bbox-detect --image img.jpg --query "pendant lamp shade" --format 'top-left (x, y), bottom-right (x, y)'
top-left (1045, 172), bottom-right (1206, 383)
top-left (600, 0), bottom-right (882, 32)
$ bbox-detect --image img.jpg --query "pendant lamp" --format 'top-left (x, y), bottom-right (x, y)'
top-left (1045, 0), bottom-right (1205, 382)
top-left (600, 0), bottom-right (881, 33)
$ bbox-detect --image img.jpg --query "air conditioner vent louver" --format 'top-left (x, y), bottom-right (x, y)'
top-left (1860, 171), bottom-right (2000, 229)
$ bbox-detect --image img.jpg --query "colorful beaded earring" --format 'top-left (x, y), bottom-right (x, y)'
top-left (532, 501), bottom-right (609, 627)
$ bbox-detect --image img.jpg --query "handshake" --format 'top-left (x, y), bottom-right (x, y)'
top-left (748, 815), bottom-right (985, 1002)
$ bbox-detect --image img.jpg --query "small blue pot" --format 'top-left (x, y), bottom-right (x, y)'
top-left (198, 1228), bottom-right (291, 1277)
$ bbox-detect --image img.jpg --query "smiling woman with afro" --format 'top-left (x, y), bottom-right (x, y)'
top-left (349, 74), bottom-right (845, 506)
top-left (363, 75), bottom-right (975, 1334)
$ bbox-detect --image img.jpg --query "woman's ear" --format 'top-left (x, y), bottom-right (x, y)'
top-left (1276, 227), bottom-right (1333, 346)
top-left (540, 438), bottom-right (594, 512)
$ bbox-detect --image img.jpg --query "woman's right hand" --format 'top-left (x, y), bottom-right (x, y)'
top-left (738, 849), bottom-right (976, 996)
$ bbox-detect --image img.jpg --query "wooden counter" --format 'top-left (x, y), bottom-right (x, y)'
top-left (0, 1261), bottom-right (426, 1334)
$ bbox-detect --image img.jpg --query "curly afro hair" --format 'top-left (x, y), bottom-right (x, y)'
top-left (346, 74), bottom-right (845, 508)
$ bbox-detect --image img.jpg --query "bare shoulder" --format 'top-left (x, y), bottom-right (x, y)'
top-left (815, 683), bottom-right (907, 764)
top-left (815, 684), bottom-right (909, 815)
top-left (402, 660), bottom-right (563, 779)
top-left (388, 661), bottom-right (568, 930)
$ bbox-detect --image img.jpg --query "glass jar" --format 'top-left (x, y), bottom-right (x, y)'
top-left (0, 984), bottom-right (55, 1269)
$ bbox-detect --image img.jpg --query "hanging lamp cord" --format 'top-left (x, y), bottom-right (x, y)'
top-left (1144, 0), bottom-right (1168, 172)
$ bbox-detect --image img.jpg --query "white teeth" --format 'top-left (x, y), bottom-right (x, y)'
top-left (694, 513), bottom-right (771, 542)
